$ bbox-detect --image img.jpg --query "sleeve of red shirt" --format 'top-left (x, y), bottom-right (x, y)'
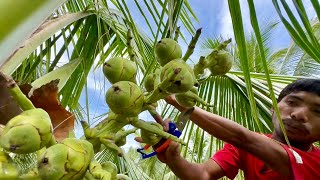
top-left (211, 143), bottom-right (242, 179)
top-left (279, 144), bottom-right (320, 179)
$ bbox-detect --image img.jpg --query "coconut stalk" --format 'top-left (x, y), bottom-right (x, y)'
top-left (0, 72), bottom-right (24, 124)
top-left (126, 30), bottom-right (164, 123)
top-left (81, 113), bottom-right (186, 156)
top-left (193, 56), bottom-right (206, 77)
top-left (127, 29), bottom-right (136, 63)
top-left (176, 88), bottom-right (215, 108)
top-left (114, 127), bottom-right (138, 146)
top-left (142, 103), bottom-right (164, 124)
top-left (0, 72), bottom-right (34, 111)
top-left (182, 28), bottom-right (202, 61)
top-left (130, 118), bottom-right (186, 145)
top-left (174, 26), bottom-right (181, 42)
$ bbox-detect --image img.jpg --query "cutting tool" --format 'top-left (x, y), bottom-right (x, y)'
top-left (137, 107), bottom-right (194, 159)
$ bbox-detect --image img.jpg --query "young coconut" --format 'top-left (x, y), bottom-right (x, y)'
top-left (206, 49), bottom-right (233, 76)
top-left (105, 81), bottom-right (144, 117)
top-left (205, 39), bottom-right (233, 76)
top-left (103, 57), bottom-right (137, 84)
top-left (85, 161), bottom-right (113, 180)
top-left (155, 38), bottom-right (182, 66)
top-left (160, 59), bottom-right (198, 94)
top-left (143, 69), bottom-right (161, 92)
top-left (0, 108), bottom-right (55, 154)
top-left (101, 161), bottom-right (118, 179)
top-left (38, 138), bottom-right (94, 180)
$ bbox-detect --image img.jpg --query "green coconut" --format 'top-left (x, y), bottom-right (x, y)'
top-left (144, 73), bottom-right (156, 92)
top-left (38, 138), bottom-right (94, 180)
top-left (101, 161), bottom-right (118, 179)
top-left (103, 57), bottom-right (137, 84)
top-left (160, 59), bottom-right (197, 93)
top-left (206, 50), bottom-right (233, 76)
top-left (143, 69), bottom-right (161, 92)
top-left (106, 81), bottom-right (144, 117)
top-left (0, 108), bottom-right (54, 154)
top-left (155, 38), bottom-right (182, 66)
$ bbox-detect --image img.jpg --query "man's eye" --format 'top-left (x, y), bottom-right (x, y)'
top-left (314, 110), bottom-right (320, 114)
top-left (287, 100), bottom-right (295, 105)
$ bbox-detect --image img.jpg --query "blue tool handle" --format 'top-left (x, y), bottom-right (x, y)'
top-left (168, 122), bottom-right (176, 134)
top-left (168, 122), bottom-right (182, 137)
top-left (137, 122), bottom-right (182, 159)
top-left (137, 147), bottom-right (157, 159)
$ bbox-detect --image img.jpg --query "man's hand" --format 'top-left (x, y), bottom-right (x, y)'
top-left (165, 94), bottom-right (188, 112)
top-left (134, 118), bottom-right (182, 164)
top-left (164, 94), bottom-right (177, 106)
top-left (156, 141), bottom-right (181, 164)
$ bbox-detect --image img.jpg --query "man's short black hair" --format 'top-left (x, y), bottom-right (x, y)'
top-left (277, 79), bottom-right (320, 102)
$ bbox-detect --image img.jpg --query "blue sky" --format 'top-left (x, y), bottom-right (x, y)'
top-left (75, 0), bottom-right (316, 150)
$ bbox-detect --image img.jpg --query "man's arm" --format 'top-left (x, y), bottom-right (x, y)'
top-left (167, 96), bottom-right (291, 176)
top-left (159, 141), bottom-right (225, 180)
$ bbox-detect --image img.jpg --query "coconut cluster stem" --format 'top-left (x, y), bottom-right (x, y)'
top-left (147, 108), bottom-right (164, 124)
top-left (0, 72), bottom-right (35, 110)
top-left (114, 128), bottom-right (137, 142)
top-left (182, 28), bottom-right (202, 61)
top-left (127, 29), bottom-right (136, 62)
top-left (130, 118), bottom-right (186, 145)
top-left (179, 90), bottom-right (215, 107)
top-left (193, 56), bottom-right (207, 76)
top-left (81, 113), bottom-right (137, 155)
top-left (174, 26), bottom-right (180, 42)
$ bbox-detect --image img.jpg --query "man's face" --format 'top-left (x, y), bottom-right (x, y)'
top-left (272, 91), bottom-right (320, 143)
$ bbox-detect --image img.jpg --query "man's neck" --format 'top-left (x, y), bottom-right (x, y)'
top-left (271, 132), bottom-right (313, 152)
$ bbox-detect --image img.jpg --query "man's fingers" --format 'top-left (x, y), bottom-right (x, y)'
top-left (167, 141), bottom-right (180, 154)
top-left (134, 137), bottom-right (144, 143)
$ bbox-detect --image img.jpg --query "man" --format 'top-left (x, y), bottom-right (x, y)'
top-left (156, 79), bottom-right (320, 179)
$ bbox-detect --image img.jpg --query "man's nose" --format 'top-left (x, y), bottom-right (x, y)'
top-left (290, 107), bottom-right (309, 122)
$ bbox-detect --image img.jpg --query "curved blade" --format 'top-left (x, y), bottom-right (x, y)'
top-left (176, 107), bottom-right (194, 131)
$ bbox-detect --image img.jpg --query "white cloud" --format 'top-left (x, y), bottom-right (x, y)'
top-left (218, 0), bottom-right (260, 39)
top-left (217, 1), bottom-right (235, 40)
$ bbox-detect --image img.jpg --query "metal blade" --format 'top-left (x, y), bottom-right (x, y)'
top-left (175, 107), bottom-right (194, 131)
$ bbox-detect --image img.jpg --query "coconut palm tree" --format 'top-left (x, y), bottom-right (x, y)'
top-left (0, 0), bottom-right (319, 179)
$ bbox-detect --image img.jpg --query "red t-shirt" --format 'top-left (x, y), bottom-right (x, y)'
top-left (211, 135), bottom-right (320, 180)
